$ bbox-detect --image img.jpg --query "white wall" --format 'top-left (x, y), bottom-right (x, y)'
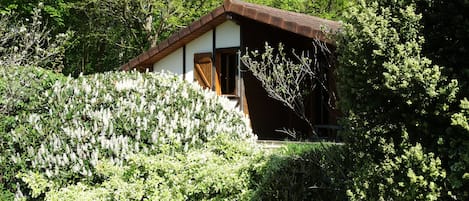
top-left (216, 20), bottom-right (240, 48)
top-left (153, 47), bottom-right (184, 77)
top-left (185, 30), bottom-right (213, 82)
top-left (152, 20), bottom-right (241, 82)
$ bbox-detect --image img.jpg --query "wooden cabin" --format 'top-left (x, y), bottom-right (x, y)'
top-left (120, 0), bottom-right (340, 140)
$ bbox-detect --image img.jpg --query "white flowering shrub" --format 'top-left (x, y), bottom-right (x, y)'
top-left (24, 141), bottom-right (259, 201)
top-left (1, 66), bottom-right (257, 199)
top-left (17, 134), bottom-right (261, 201)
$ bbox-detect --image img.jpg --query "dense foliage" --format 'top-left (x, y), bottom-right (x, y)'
top-left (0, 66), bottom-right (257, 199)
top-left (21, 140), bottom-right (259, 200)
top-left (0, 0), bottom-right (222, 75)
top-left (246, 0), bottom-right (355, 20)
top-left (1, 66), bottom-right (349, 200)
top-left (417, 1), bottom-right (469, 196)
top-left (60, 0), bottom-right (223, 76)
top-left (337, 0), bottom-right (468, 200)
top-left (418, 0), bottom-right (469, 97)
top-left (252, 143), bottom-right (350, 201)
top-left (0, 66), bottom-right (66, 200)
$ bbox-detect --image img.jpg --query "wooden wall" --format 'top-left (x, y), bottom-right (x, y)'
top-left (239, 17), bottom-right (337, 140)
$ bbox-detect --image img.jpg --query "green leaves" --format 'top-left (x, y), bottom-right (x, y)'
top-left (42, 146), bottom-right (257, 201)
top-left (252, 143), bottom-right (351, 201)
top-left (245, 0), bottom-right (356, 20)
top-left (1, 66), bottom-right (257, 199)
top-left (59, 0), bottom-right (222, 75)
top-left (336, 0), bottom-right (467, 200)
top-left (451, 98), bottom-right (469, 131)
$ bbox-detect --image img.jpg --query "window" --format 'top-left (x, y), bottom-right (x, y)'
top-left (193, 48), bottom-right (248, 115)
top-left (218, 51), bottom-right (238, 95)
top-left (193, 48), bottom-right (239, 96)
top-left (216, 48), bottom-right (239, 96)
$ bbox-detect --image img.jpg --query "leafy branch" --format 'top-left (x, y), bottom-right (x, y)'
top-left (241, 39), bottom-right (335, 138)
top-left (0, 5), bottom-right (71, 71)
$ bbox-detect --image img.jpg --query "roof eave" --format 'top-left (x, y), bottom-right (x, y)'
top-left (119, 5), bottom-right (228, 71)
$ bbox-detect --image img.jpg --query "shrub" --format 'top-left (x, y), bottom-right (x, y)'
top-left (0, 66), bottom-right (65, 193)
top-left (21, 135), bottom-right (259, 201)
top-left (417, 0), bottom-right (469, 197)
top-left (37, 142), bottom-right (351, 201)
top-left (448, 98), bottom-right (469, 197)
top-left (336, 0), bottom-right (466, 200)
top-left (251, 142), bottom-right (351, 201)
top-left (0, 66), bottom-right (257, 199)
top-left (1, 66), bottom-right (357, 200)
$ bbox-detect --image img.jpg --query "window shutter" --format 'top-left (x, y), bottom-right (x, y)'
top-left (194, 53), bottom-right (213, 89)
top-left (194, 53), bottom-right (221, 95)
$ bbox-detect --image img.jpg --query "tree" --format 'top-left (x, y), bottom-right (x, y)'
top-left (59, 0), bottom-right (221, 76)
top-left (61, 0), bottom-right (148, 75)
top-left (417, 0), bottom-right (469, 97)
top-left (336, 0), bottom-right (467, 200)
top-left (416, 0), bottom-right (469, 197)
top-left (0, 5), bottom-right (70, 71)
top-left (245, 0), bottom-right (356, 20)
top-left (1, 0), bottom-right (222, 75)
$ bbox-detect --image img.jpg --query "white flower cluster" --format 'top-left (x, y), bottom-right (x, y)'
top-left (15, 70), bottom-right (255, 180)
top-left (115, 78), bottom-right (140, 91)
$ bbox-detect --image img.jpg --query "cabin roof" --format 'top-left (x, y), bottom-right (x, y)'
top-left (120, 0), bottom-right (340, 71)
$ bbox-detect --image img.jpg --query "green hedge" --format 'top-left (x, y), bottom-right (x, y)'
top-left (0, 66), bottom-right (258, 200)
top-left (1, 66), bottom-right (349, 200)
top-left (251, 143), bottom-right (351, 201)
top-left (1, 66), bottom-right (66, 197)
top-left (336, 0), bottom-right (468, 200)
top-left (21, 137), bottom-right (259, 201)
